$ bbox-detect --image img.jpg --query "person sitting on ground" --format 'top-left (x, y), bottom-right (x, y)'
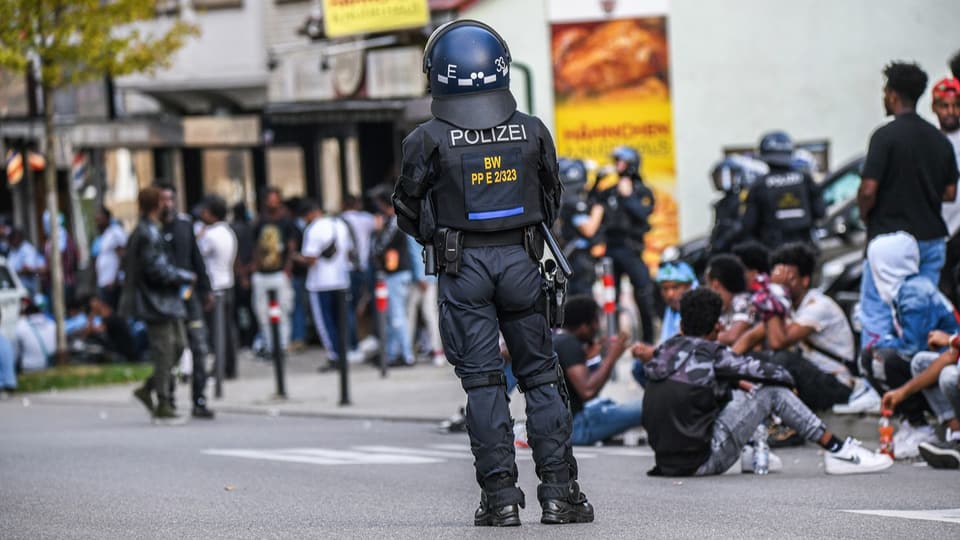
top-left (15, 295), bottom-right (55, 372)
top-left (860, 232), bottom-right (960, 459)
top-left (731, 240), bottom-right (771, 290)
top-left (642, 288), bottom-right (894, 477)
top-left (556, 295), bottom-right (642, 446)
top-left (735, 243), bottom-right (875, 413)
top-left (882, 329), bottom-right (960, 469)
top-left (655, 260), bottom-right (698, 344)
top-left (704, 254), bottom-right (753, 346)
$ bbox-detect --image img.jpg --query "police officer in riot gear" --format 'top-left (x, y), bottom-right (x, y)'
top-left (557, 158), bottom-right (604, 296)
top-left (392, 20), bottom-right (593, 527)
top-left (708, 156), bottom-right (760, 254)
top-left (599, 146), bottom-right (656, 343)
top-left (742, 131), bottom-right (825, 248)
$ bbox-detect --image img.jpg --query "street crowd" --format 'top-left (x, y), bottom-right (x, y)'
top-left (1, 54), bottom-right (959, 473)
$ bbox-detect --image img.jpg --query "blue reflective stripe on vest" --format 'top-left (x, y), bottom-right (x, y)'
top-left (467, 206), bottom-right (525, 220)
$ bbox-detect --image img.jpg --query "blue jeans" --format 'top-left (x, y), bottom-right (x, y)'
top-left (860, 237), bottom-right (945, 350)
top-left (385, 271), bottom-right (414, 364)
top-left (0, 335), bottom-right (16, 389)
top-left (290, 275), bottom-right (308, 344)
top-left (571, 397), bottom-right (643, 445)
top-left (309, 290), bottom-right (344, 362)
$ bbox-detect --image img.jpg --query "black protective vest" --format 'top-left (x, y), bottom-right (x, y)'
top-left (419, 112), bottom-right (547, 232)
top-left (759, 170), bottom-right (813, 234)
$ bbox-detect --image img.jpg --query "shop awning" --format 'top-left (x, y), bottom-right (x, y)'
top-left (265, 97), bottom-right (431, 124)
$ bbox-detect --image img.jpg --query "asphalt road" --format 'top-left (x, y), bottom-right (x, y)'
top-left (1, 401), bottom-right (958, 539)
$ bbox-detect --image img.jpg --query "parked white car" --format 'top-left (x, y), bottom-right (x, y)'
top-left (0, 257), bottom-right (27, 342)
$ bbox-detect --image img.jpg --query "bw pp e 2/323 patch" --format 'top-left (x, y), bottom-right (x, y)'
top-left (461, 147), bottom-right (525, 221)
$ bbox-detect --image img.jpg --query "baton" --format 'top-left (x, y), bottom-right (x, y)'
top-left (539, 222), bottom-right (573, 278)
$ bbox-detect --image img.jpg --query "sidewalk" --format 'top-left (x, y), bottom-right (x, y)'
top-left (20, 348), bottom-right (645, 423)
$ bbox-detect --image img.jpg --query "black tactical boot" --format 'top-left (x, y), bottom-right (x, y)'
top-left (540, 480), bottom-right (594, 524)
top-left (474, 491), bottom-right (521, 527)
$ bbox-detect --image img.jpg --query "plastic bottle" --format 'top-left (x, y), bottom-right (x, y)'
top-left (753, 422), bottom-right (770, 475)
top-left (879, 409), bottom-right (895, 459)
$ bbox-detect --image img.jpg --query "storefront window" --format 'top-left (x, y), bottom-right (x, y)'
top-left (105, 148), bottom-right (154, 229)
top-left (267, 146), bottom-right (306, 198)
top-left (203, 149), bottom-right (255, 214)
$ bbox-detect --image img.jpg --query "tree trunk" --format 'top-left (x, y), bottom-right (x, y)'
top-left (42, 83), bottom-right (67, 363)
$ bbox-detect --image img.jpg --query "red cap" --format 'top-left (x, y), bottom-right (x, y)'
top-left (933, 77), bottom-right (960, 100)
top-left (881, 408), bottom-right (893, 417)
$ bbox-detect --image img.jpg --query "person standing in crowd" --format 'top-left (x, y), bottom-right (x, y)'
top-left (298, 200), bottom-right (352, 370)
top-left (230, 202), bottom-right (256, 349)
top-left (92, 206), bottom-right (127, 309)
top-left (285, 197), bottom-right (309, 353)
top-left (121, 186), bottom-right (195, 423)
top-left (556, 295), bottom-right (641, 446)
top-left (930, 77), bottom-right (960, 305)
top-left (642, 288), bottom-right (893, 477)
top-left (708, 156), bottom-right (766, 254)
top-left (340, 194), bottom-right (377, 347)
top-left (392, 20), bottom-right (593, 526)
top-left (857, 61), bottom-right (959, 350)
top-left (372, 190), bottom-right (415, 367)
top-left (741, 131), bottom-right (824, 249)
top-left (198, 195), bottom-right (238, 381)
top-left (6, 227), bottom-right (44, 295)
top-left (252, 187), bottom-right (296, 358)
top-left (408, 233), bottom-right (444, 366)
top-left (600, 146), bottom-right (656, 344)
top-left (159, 183), bottom-right (215, 419)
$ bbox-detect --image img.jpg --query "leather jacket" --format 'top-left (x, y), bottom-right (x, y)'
top-left (118, 217), bottom-right (195, 322)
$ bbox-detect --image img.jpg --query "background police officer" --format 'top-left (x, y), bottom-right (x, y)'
top-left (599, 146), bottom-right (656, 343)
top-left (392, 20), bottom-right (593, 527)
top-left (557, 158), bottom-right (604, 296)
top-left (708, 155), bottom-right (767, 254)
top-left (742, 131), bottom-right (825, 248)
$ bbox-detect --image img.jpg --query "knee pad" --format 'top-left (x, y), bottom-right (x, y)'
top-left (461, 371), bottom-right (507, 392)
top-left (517, 368), bottom-right (560, 393)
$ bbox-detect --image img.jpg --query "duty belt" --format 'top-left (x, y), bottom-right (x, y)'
top-left (461, 228), bottom-right (525, 248)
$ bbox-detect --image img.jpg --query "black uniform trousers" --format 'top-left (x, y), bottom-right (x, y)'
top-left (438, 245), bottom-right (578, 508)
top-left (567, 249), bottom-right (597, 297)
top-left (606, 244), bottom-right (655, 343)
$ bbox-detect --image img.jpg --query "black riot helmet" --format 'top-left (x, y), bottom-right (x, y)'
top-left (758, 131), bottom-right (794, 168)
top-left (422, 19), bottom-right (517, 130)
top-left (611, 146), bottom-right (642, 178)
top-left (558, 158), bottom-right (588, 192)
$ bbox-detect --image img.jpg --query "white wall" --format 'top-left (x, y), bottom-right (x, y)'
top-left (465, 0), bottom-right (960, 240)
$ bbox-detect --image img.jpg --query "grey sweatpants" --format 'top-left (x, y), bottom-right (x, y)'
top-left (696, 386), bottom-right (827, 476)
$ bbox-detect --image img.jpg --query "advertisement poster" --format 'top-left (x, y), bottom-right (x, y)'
top-left (322, 0), bottom-right (430, 38)
top-left (550, 0), bottom-right (676, 264)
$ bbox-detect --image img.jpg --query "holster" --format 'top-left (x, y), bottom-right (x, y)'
top-left (437, 228), bottom-right (463, 276)
top-left (523, 225), bottom-right (545, 262)
top-left (422, 244), bottom-right (438, 276)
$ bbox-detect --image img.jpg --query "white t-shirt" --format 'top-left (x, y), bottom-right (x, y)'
top-left (95, 223), bottom-right (128, 288)
top-left (303, 217), bottom-right (351, 292)
top-left (941, 129), bottom-right (960, 236)
top-left (791, 289), bottom-right (855, 383)
top-left (341, 210), bottom-right (376, 271)
top-left (15, 314), bottom-right (55, 371)
top-left (199, 222), bottom-right (238, 291)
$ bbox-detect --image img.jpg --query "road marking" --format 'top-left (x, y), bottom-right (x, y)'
top-left (204, 448), bottom-right (442, 465)
top-left (842, 508), bottom-right (960, 525)
top-left (204, 444), bottom-right (656, 467)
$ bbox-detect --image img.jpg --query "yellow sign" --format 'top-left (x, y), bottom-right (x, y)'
top-left (322, 0), bottom-right (430, 38)
top-left (551, 14), bottom-right (677, 266)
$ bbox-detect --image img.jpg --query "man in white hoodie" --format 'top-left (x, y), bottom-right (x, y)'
top-left (860, 232), bottom-right (960, 458)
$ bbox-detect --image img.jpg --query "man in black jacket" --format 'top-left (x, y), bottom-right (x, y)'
top-left (159, 183), bottom-right (214, 419)
top-left (642, 288), bottom-right (892, 477)
top-left (121, 186), bottom-right (196, 423)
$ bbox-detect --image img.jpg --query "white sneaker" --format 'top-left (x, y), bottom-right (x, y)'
top-left (892, 421), bottom-right (937, 459)
top-left (432, 353), bottom-right (447, 367)
top-left (347, 349), bottom-right (365, 364)
top-left (832, 380), bottom-right (881, 415)
top-left (740, 445), bottom-right (784, 473)
top-left (824, 438), bottom-right (894, 475)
